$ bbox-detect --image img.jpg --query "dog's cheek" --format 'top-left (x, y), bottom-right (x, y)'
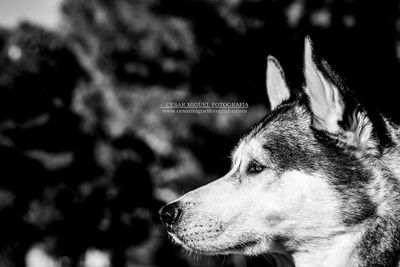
top-left (266, 171), bottom-right (345, 238)
top-left (257, 171), bottom-right (341, 224)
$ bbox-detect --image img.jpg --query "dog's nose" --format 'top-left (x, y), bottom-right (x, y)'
top-left (159, 202), bottom-right (182, 228)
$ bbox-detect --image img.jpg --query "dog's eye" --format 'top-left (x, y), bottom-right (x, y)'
top-left (247, 162), bottom-right (265, 174)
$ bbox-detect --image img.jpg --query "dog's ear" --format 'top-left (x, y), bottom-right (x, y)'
top-left (266, 56), bottom-right (290, 110)
top-left (303, 37), bottom-right (377, 152)
top-left (303, 37), bottom-right (345, 133)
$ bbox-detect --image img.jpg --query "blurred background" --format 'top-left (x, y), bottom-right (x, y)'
top-left (0, 0), bottom-right (400, 266)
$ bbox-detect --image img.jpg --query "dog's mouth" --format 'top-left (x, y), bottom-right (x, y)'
top-left (215, 240), bottom-right (261, 253)
top-left (167, 228), bottom-right (262, 255)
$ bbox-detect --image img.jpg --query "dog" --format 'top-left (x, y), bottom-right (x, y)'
top-left (159, 37), bottom-right (400, 267)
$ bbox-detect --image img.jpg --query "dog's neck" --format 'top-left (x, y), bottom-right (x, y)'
top-left (291, 152), bottom-right (400, 267)
top-left (355, 159), bottom-right (400, 267)
top-left (355, 214), bottom-right (400, 266)
top-left (290, 230), bottom-right (361, 267)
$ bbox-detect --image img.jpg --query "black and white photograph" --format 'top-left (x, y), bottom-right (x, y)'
top-left (1, 0), bottom-right (400, 266)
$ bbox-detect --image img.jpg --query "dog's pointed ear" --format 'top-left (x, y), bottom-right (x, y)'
top-left (266, 56), bottom-right (290, 110)
top-left (303, 37), bottom-right (345, 133)
top-left (303, 37), bottom-right (377, 152)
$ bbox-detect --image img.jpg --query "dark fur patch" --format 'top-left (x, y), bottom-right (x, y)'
top-left (358, 215), bottom-right (400, 266)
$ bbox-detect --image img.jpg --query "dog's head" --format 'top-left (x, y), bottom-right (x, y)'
top-left (159, 38), bottom-right (386, 256)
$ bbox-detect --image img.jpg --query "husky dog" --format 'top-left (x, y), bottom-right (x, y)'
top-left (159, 37), bottom-right (400, 267)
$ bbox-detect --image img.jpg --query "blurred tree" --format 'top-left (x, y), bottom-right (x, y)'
top-left (61, 0), bottom-right (297, 103)
top-left (62, 0), bottom-right (197, 87)
top-left (0, 22), bottom-right (98, 265)
top-left (0, 22), bottom-right (87, 122)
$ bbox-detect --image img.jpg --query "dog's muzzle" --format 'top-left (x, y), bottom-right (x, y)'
top-left (159, 202), bottom-right (182, 230)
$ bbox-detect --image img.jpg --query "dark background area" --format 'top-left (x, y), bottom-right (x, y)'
top-left (0, 0), bottom-right (400, 266)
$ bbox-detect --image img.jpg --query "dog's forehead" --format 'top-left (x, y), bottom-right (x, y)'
top-left (233, 135), bottom-right (264, 158)
top-left (248, 103), bottom-right (311, 142)
top-left (231, 103), bottom-right (315, 166)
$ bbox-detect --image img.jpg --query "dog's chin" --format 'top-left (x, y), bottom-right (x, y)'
top-left (167, 232), bottom-right (216, 255)
top-left (168, 232), bottom-right (264, 256)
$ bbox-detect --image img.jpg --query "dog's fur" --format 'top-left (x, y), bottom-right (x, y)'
top-left (160, 38), bottom-right (400, 267)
